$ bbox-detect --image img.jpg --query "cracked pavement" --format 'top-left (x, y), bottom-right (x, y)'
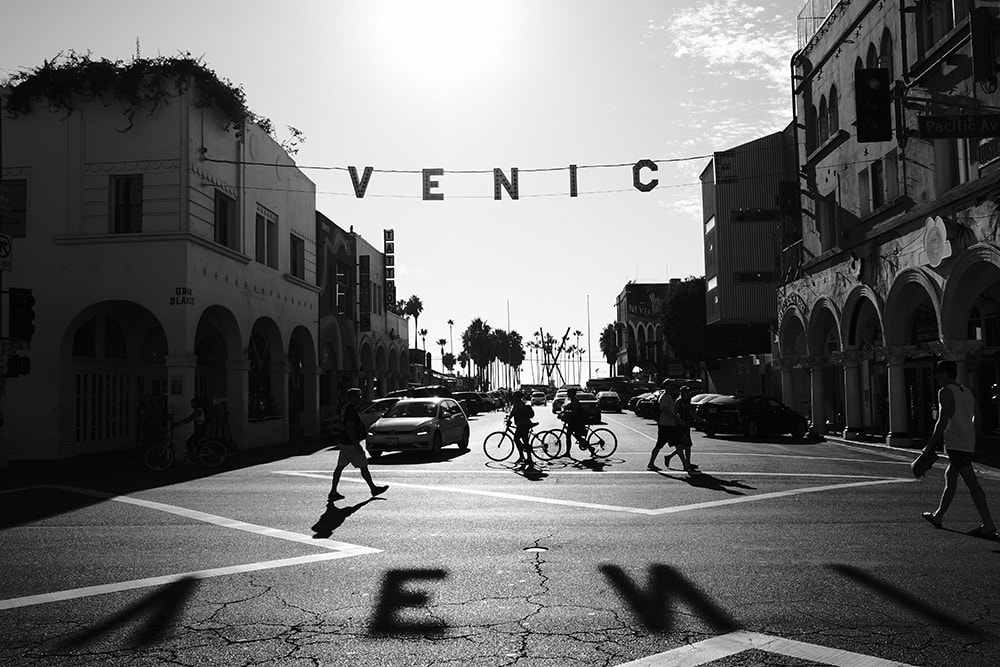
top-left (2, 411), bottom-right (999, 665)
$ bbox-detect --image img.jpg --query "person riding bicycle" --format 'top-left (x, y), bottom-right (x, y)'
top-left (559, 387), bottom-right (590, 455)
top-left (173, 395), bottom-right (214, 458)
top-left (507, 391), bottom-right (538, 470)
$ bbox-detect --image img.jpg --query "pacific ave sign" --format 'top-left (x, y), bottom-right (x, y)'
top-left (917, 114), bottom-right (1000, 139)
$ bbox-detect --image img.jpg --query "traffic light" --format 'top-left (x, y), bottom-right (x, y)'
top-left (5, 355), bottom-right (30, 378)
top-left (8, 287), bottom-right (35, 342)
top-left (854, 68), bottom-right (893, 143)
top-left (971, 6), bottom-right (998, 87)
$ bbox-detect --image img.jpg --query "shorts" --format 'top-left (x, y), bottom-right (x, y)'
top-left (946, 449), bottom-right (975, 468)
top-left (337, 442), bottom-right (369, 468)
top-left (656, 425), bottom-right (684, 448)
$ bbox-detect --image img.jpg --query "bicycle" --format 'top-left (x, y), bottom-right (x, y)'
top-left (538, 420), bottom-right (618, 459)
top-left (483, 419), bottom-right (546, 463)
top-left (143, 426), bottom-right (229, 471)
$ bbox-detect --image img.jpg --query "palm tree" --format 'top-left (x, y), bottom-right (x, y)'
top-left (404, 295), bottom-right (424, 348)
top-left (599, 323), bottom-right (618, 376)
top-left (419, 328), bottom-right (428, 352)
top-left (447, 319), bottom-right (454, 355)
top-left (457, 350), bottom-right (470, 378)
top-left (442, 352), bottom-right (456, 374)
top-left (436, 338), bottom-right (447, 371)
top-left (573, 329), bottom-right (583, 384)
top-left (462, 318), bottom-right (491, 390)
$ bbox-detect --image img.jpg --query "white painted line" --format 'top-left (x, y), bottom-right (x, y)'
top-left (0, 551), bottom-right (372, 611)
top-left (279, 469), bottom-right (905, 479)
top-left (0, 486), bottom-right (381, 611)
top-left (48, 485), bottom-right (362, 552)
top-left (615, 630), bottom-right (916, 666)
top-left (275, 471), bottom-right (914, 517)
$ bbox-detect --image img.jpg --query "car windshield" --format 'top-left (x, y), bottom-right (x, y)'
top-left (384, 401), bottom-right (437, 418)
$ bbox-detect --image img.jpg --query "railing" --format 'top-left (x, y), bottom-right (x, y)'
top-left (780, 240), bottom-right (804, 285)
top-left (797, 0), bottom-right (843, 50)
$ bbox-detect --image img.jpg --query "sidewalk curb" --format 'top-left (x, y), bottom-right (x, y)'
top-left (823, 435), bottom-right (1000, 481)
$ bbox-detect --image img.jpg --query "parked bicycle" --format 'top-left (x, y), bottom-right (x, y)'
top-left (143, 425), bottom-right (229, 471)
top-left (538, 421), bottom-right (618, 459)
top-left (483, 419), bottom-right (544, 463)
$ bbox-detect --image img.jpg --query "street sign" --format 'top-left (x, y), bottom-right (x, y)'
top-left (917, 114), bottom-right (1000, 139)
top-left (0, 233), bottom-right (11, 272)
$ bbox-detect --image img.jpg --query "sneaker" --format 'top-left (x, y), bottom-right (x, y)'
top-left (328, 492), bottom-right (345, 502)
top-left (664, 452), bottom-right (675, 468)
top-left (371, 485), bottom-right (389, 497)
top-left (647, 463), bottom-right (660, 471)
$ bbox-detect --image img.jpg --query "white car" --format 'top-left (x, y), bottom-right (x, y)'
top-left (531, 391), bottom-right (546, 406)
top-left (366, 397), bottom-right (470, 458)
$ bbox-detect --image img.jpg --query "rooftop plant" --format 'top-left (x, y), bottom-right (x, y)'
top-left (2, 51), bottom-right (302, 151)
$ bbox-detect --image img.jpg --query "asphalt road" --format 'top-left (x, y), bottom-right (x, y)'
top-left (2, 408), bottom-right (999, 666)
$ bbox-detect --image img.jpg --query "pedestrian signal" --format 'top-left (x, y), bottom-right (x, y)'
top-left (854, 68), bottom-right (893, 143)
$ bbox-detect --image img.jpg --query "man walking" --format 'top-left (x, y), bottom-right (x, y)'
top-left (920, 360), bottom-right (997, 539)
top-left (328, 388), bottom-right (388, 503)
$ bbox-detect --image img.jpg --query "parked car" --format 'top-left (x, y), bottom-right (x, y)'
top-left (633, 390), bottom-right (662, 419)
top-left (530, 391), bottom-right (547, 406)
top-left (596, 391), bottom-right (622, 412)
top-left (366, 397), bottom-right (471, 457)
top-left (385, 385), bottom-right (453, 399)
top-left (576, 392), bottom-right (602, 423)
top-left (478, 392), bottom-right (499, 411)
top-left (692, 394), bottom-right (808, 439)
top-left (551, 389), bottom-right (569, 413)
top-left (453, 391), bottom-right (484, 416)
top-left (358, 397), bottom-right (401, 430)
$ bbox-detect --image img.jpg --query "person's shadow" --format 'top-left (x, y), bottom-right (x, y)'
top-left (311, 497), bottom-right (382, 538)
top-left (654, 470), bottom-right (755, 496)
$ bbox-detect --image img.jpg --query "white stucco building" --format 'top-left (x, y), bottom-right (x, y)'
top-left (1, 61), bottom-right (321, 460)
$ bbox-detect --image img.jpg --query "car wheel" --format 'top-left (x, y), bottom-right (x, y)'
top-left (791, 422), bottom-right (807, 439)
top-left (458, 426), bottom-right (470, 450)
top-left (743, 420), bottom-right (759, 438)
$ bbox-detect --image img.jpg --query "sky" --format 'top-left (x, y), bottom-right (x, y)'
top-left (1, 0), bottom-right (802, 382)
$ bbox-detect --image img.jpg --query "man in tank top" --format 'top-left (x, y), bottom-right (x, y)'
top-left (920, 360), bottom-right (997, 540)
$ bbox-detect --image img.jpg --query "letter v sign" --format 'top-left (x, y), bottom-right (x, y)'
top-left (348, 166), bottom-right (374, 198)
top-left (600, 564), bottom-right (740, 633)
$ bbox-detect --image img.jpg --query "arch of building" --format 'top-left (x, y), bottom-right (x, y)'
top-left (806, 297), bottom-right (844, 432)
top-left (59, 300), bottom-right (171, 455)
top-left (359, 341), bottom-right (375, 400)
top-left (374, 343), bottom-right (388, 397)
top-left (288, 324), bottom-right (319, 438)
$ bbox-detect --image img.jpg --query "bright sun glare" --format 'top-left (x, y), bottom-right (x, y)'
top-left (365, 1), bottom-right (520, 91)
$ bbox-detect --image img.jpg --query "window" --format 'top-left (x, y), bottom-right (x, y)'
top-left (879, 29), bottom-right (894, 81)
top-left (290, 234), bottom-right (305, 279)
top-left (818, 96), bottom-right (829, 144)
top-left (858, 167), bottom-right (872, 218)
top-left (885, 149), bottom-right (899, 201)
top-left (734, 271), bottom-right (778, 283)
top-left (214, 190), bottom-right (238, 250)
top-left (871, 160), bottom-right (886, 210)
top-left (255, 205), bottom-right (278, 269)
top-left (817, 192), bottom-right (838, 251)
top-left (111, 175), bottom-right (142, 233)
top-left (0, 179), bottom-right (27, 237)
top-left (828, 86), bottom-right (839, 134)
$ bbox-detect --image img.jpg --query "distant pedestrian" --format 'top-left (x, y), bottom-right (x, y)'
top-left (328, 388), bottom-right (388, 502)
top-left (648, 381), bottom-right (695, 472)
top-left (920, 360), bottom-right (997, 540)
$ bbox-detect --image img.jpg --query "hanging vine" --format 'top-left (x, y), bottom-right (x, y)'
top-left (2, 51), bottom-right (302, 151)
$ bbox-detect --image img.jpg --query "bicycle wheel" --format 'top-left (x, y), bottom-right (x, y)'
top-left (144, 441), bottom-right (174, 471)
top-left (537, 429), bottom-right (566, 460)
top-left (197, 439), bottom-right (228, 468)
top-left (483, 430), bottom-right (516, 462)
top-left (587, 427), bottom-right (618, 458)
top-left (529, 431), bottom-right (555, 461)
